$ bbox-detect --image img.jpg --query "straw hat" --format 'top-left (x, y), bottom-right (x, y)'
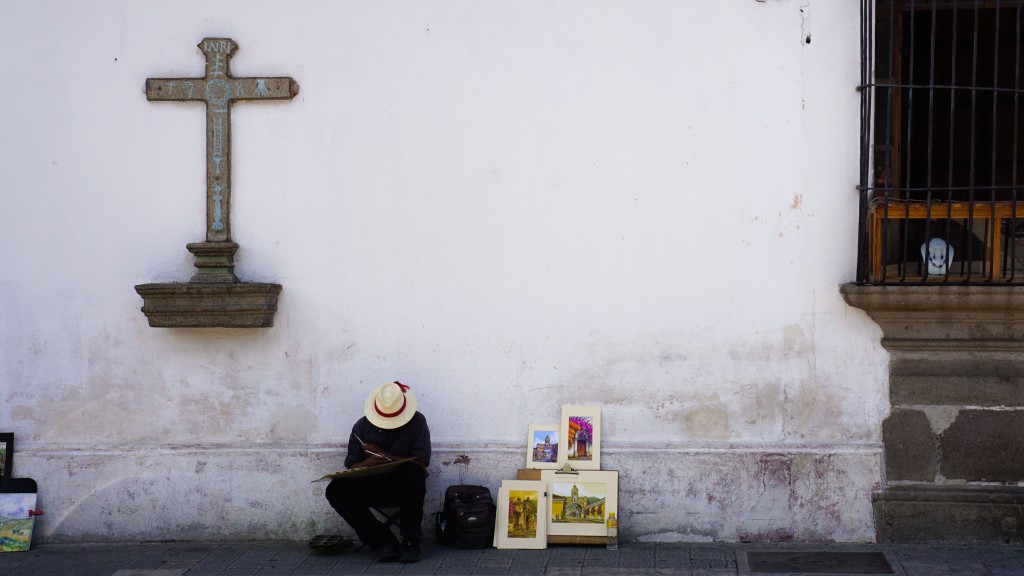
top-left (364, 381), bottom-right (417, 429)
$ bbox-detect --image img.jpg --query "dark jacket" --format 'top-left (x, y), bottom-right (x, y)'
top-left (344, 412), bottom-right (431, 469)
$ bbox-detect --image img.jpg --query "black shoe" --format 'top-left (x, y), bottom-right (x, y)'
top-left (374, 533), bottom-right (400, 562)
top-left (399, 537), bottom-right (421, 563)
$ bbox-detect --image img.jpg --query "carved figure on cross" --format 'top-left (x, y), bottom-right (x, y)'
top-left (146, 38), bottom-right (299, 282)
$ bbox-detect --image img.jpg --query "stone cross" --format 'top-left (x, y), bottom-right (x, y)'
top-left (146, 38), bottom-right (298, 282)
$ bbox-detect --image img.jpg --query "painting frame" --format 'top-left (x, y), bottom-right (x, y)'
top-left (495, 480), bottom-right (547, 549)
top-left (0, 433), bottom-right (12, 482)
top-left (559, 405), bottom-right (601, 470)
top-left (526, 424), bottom-right (562, 469)
top-left (543, 469), bottom-right (618, 538)
top-left (0, 479), bottom-right (37, 552)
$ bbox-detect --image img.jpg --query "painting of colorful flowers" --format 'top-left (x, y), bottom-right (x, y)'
top-left (560, 405), bottom-right (601, 470)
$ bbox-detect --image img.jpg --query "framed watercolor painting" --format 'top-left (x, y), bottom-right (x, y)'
top-left (0, 477), bottom-right (37, 552)
top-left (0, 433), bottom-right (12, 482)
top-left (495, 480), bottom-right (547, 549)
top-left (526, 424), bottom-right (561, 469)
top-left (559, 405), bottom-right (600, 470)
top-left (542, 469), bottom-right (618, 538)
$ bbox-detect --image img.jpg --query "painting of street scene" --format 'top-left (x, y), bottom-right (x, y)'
top-left (0, 493), bottom-right (36, 552)
top-left (531, 429), bottom-right (558, 464)
top-left (566, 415), bottom-right (593, 461)
top-left (551, 482), bottom-right (606, 524)
top-left (506, 490), bottom-right (540, 538)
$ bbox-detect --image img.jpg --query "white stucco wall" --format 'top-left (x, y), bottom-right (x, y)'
top-left (0, 0), bottom-right (888, 542)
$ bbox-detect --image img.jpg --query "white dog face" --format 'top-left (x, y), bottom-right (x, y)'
top-left (921, 237), bottom-right (954, 275)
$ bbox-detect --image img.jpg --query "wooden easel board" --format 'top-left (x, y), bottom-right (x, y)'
top-left (313, 458), bottom-right (418, 482)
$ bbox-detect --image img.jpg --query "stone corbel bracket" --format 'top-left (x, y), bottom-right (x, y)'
top-left (840, 284), bottom-right (1024, 351)
top-left (135, 281), bottom-right (282, 328)
top-left (136, 241), bottom-right (282, 328)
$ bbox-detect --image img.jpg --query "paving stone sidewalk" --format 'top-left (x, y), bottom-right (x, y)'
top-left (0, 540), bottom-right (1022, 576)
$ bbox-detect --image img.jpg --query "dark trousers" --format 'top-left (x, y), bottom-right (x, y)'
top-left (325, 464), bottom-right (426, 545)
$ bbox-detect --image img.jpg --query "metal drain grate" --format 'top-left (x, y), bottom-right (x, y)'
top-left (738, 550), bottom-right (904, 575)
top-left (307, 533), bottom-right (353, 554)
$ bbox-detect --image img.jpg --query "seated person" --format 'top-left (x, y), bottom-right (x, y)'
top-left (325, 381), bottom-right (431, 563)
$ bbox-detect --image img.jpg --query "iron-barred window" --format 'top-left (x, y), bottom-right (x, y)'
top-left (859, 0), bottom-right (1024, 283)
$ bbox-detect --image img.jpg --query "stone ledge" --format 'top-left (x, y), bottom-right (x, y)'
top-left (135, 282), bottom-right (282, 328)
top-left (877, 484), bottom-right (1024, 503)
top-left (874, 485), bottom-right (1024, 543)
top-left (840, 284), bottom-right (1024, 349)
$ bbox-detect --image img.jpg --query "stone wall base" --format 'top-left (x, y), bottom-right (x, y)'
top-left (873, 485), bottom-right (1024, 543)
top-left (841, 284), bottom-right (1024, 543)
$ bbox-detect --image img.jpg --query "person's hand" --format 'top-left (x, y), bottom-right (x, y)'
top-left (362, 443), bottom-right (394, 460)
top-left (350, 443), bottom-right (394, 469)
top-left (361, 443), bottom-right (385, 455)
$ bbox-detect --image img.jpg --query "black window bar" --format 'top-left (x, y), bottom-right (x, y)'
top-left (858, 0), bottom-right (1024, 284)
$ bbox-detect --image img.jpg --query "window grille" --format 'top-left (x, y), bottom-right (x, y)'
top-left (858, 0), bottom-right (1024, 284)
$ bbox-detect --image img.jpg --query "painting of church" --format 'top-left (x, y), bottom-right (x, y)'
top-left (550, 482), bottom-right (605, 524)
top-left (506, 490), bottom-right (540, 538)
top-left (532, 431), bottom-right (558, 464)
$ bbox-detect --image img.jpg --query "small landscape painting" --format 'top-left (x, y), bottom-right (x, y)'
top-left (0, 493), bottom-right (35, 552)
top-left (551, 482), bottom-right (606, 524)
top-left (542, 469), bottom-right (617, 537)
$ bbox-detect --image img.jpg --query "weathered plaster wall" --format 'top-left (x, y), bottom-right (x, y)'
top-left (0, 0), bottom-right (888, 542)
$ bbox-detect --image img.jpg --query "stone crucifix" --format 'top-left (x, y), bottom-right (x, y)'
top-left (146, 38), bottom-right (299, 282)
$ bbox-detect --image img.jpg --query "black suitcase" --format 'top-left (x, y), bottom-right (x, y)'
top-left (435, 484), bottom-right (496, 548)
